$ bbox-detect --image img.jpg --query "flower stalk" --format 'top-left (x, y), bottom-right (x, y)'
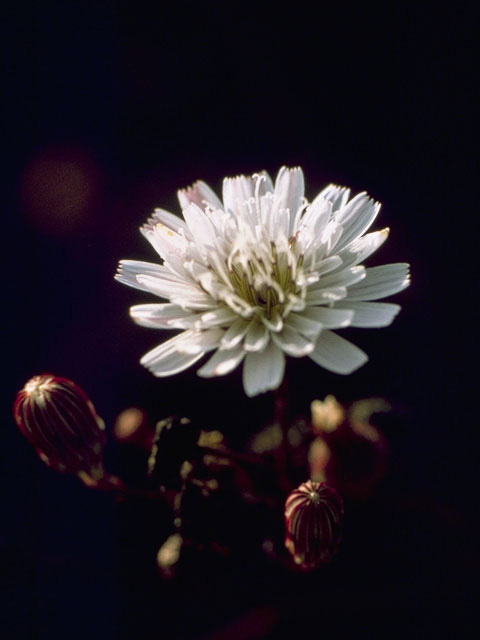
top-left (274, 378), bottom-right (294, 493)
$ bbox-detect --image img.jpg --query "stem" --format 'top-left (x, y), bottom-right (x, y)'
top-left (274, 376), bottom-right (292, 493)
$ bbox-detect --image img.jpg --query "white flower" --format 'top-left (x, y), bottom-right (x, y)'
top-left (116, 167), bottom-right (410, 397)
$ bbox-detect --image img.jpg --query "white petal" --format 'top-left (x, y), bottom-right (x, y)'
top-left (332, 194), bottom-right (380, 252)
top-left (222, 175), bottom-right (256, 215)
top-left (222, 291), bottom-right (256, 317)
top-left (257, 170), bottom-right (274, 195)
top-left (127, 267), bottom-right (214, 311)
top-left (170, 293), bottom-right (219, 311)
top-left (309, 330), bottom-right (368, 374)
top-left (163, 250), bottom-right (202, 280)
top-left (242, 171), bottom-right (274, 199)
top-left (334, 301), bottom-right (401, 327)
top-left (138, 305), bottom-right (230, 330)
top-left (346, 263), bottom-right (410, 300)
top-left (313, 184), bottom-right (351, 211)
top-left (274, 166), bottom-right (305, 232)
top-left (268, 201), bottom-right (291, 239)
top-left (140, 331), bottom-right (205, 376)
top-left (302, 306), bottom-right (354, 328)
top-left (284, 312), bottom-right (323, 338)
top-left (136, 274), bottom-right (202, 300)
top-left (182, 203), bottom-right (217, 249)
top-left (177, 180), bottom-right (223, 212)
top-left (141, 330), bottom-right (193, 365)
top-left (149, 208), bottom-right (190, 236)
top-left (319, 220), bottom-right (343, 255)
top-left (244, 321), bottom-right (270, 352)
top-left (197, 345), bottom-right (246, 377)
top-left (305, 286), bottom-right (348, 305)
top-left (206, 248), bottom-right (234, 287)
top-left (141, 221), bottom-right (189, 260)
top-left (130, 303), bottom-right (193, 328)
top-left (330, 229), bottom-right (390, 273)
top-left (193, 268), bottom-right (226, 298)
top-left (333, 191), bottom-right (368, 224)
top-left (284, 291), bottom-right (306, 314)
top-left (176, 328), bottom-right (224, 355)
top-left (310, 265), bottom-right (366, 290)
top-left (271, 326), bottom-right (315, 357)
top-left (220, 318), bottom-right (250, 349)
top-left (314, 255), bottom-right (344, 276)
top-left (198, 308), bottom-right (238, 328)
top-left (242, 341), bottom-right (286, 397)
top-left (163, 315), bottom-right (204, 329)
top-left (295, 198), bottom-right (332, 253)
top-left (260, 308), bottom-right (284, 332)
top-left (115, 260), bottom-right (181, 292)
top-left (146, 351), bottom-right (205, 376)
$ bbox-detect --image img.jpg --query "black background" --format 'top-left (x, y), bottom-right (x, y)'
top-left (2, 2), bottom-right (477, 638)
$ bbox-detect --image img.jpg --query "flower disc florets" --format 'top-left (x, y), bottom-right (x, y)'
top-left (116, 167), bottom-right (410, 396)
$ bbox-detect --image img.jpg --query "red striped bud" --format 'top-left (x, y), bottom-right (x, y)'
top-left (284, 480), bottom-right (344, 569)
top-left (13, 374), bottom-right (107, 481)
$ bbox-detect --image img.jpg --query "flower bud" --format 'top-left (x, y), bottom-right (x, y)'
top-left (13, 374), bottom-right (106, 480)
top-left (113, 407), bottom-right (153, 449)
top-left (285, 480), bottom-right (344, 569)
top-left (157, 533), bottom-right (183, 579)
top-left (311, 395), bottom-right (345, 434)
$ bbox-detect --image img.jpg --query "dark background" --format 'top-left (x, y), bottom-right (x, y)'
top-left (2, 2), bottom-right (477, 638)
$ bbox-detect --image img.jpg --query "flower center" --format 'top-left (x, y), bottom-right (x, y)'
top-left (226, 237), bottom-right (305, 320)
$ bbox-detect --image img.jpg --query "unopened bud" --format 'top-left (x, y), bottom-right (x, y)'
top-left (311, 395), bottom-right (345, 434)
top-left (113, 407), bottom-right (153, 449)
top-left (285, 480), bottom-right (344, 569)
top-left (13, 374), bottom-right (106, 480)
top-left (157, 533), bottom-right (183, 579)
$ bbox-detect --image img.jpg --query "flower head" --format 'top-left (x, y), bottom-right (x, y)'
top-left (284, 480), bottom-right (344, 568)
top-left (116, 167), bottom-right (410, 396)
top-left (13, 374), bottom-right (106, 480)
